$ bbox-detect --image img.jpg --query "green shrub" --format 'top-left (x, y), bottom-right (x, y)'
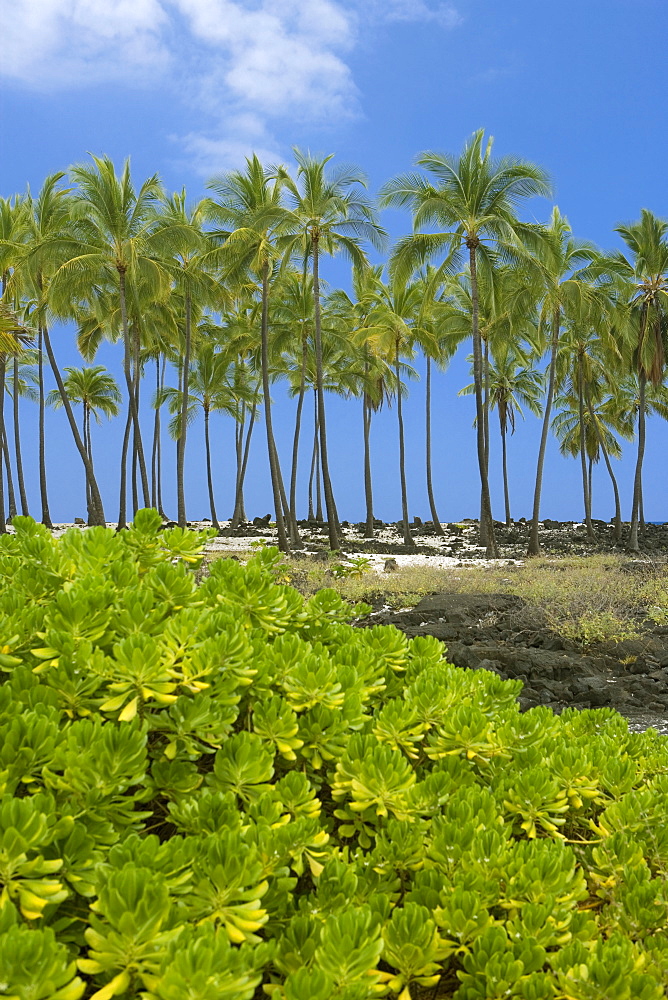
top-left (2, 512), bottom-right (668, 999)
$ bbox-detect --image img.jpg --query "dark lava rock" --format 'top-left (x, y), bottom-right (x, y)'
top-left (363, 591), bottom-right (668, 718)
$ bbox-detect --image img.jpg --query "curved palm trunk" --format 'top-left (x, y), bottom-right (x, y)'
top-left (363, 394), bottom-right (374, 537)
top-left (468, 243), bottom-right (498, 557)
top-left (528, 307), bottom-right (560, 556)
top-left (260, 260), bottom-right (289, 554)
top-left (13, 357), bottom-right (29, 516)
top-left (176, 288), bottom-right (192, 527)
top-left (43, 324), bottom-right (105, 525)
top-left (2, 427), bottom-right (17, 520)
top-left (425, 354), bottom-right (443, 534)
top-left (289, 336), bottom-right (308, 527)
top-left (577, 354), bottom-right (594, 539)
top-left (37, 331), bottom-right (53, 529)
top-left (118, 270), bottom-right (150, 508)
top-left (500, 415), bottom-right (511, 526)
top-left (312, 238), bottom-right (340, 550)
top-left (628, 374), bottom-right (646, 552)
top-left (396, 348), bottom-right (414, 546)
top-left (203, 407), bottom-right (219, 530)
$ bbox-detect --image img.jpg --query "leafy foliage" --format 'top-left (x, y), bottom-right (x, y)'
top-left (2, 515), bottom-right (668, 998)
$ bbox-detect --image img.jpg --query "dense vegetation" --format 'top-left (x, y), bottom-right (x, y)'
top-left (4, 514), bottom-right (668, 998)
top-left (1, 131), bottom-right (668, 555)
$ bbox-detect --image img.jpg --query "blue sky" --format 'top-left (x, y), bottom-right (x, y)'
top-left (2, 0), bottom-right (668, 525)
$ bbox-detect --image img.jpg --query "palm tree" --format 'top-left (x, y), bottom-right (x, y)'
top-left (600, 210), bottom-right (668, 551)
top-left (46, 366), bottom-right (121, 517)
top-left (523, 208), bottom-right (599, 554)
top-left (282, 149), bottom-right (387, 550)
top-left (381, 130), bottom-right (550, 557)
top-left (53, 155), bottom-right (170, 515)
top-left (207, 155), bottom-right (299, 553)
top-left (153, 190), bottom-right (224, 527)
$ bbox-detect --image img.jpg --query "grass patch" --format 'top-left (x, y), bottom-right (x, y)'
top-left (203, 548), bottom-right (668, 648)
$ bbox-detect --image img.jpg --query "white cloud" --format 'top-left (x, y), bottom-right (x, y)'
top-left (367, 0), bottom-right (462, 28)
top-left (3, 0), bottom-right (462, 171)
top-left (5, 0), bottom-right (170, 85)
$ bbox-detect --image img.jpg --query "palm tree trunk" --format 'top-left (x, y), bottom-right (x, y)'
top-left (118, 270), bottom-right (150, 507)
top-left (2, 427), bottom-right (17, 520)
top-left (588, 457), bottom-right (593, 518)
top-left (203, 407), bottom-right (219, 529)
top-left (528, 306), bottom-right (560, 556)
top-left (577, 354), bottom-right (594, 539)
top-left (479, 338), bottom-right (491, 546)
top-left (468, 242), bottom-right (498, 557)
top-left (43, 324), bottom-right (105, 525)
top-left (628, 373), bottom-right (646, 552)
top-left (500, 417), bottom-right (511, 526)
top-left (231, 402), bottom-right (256, 527)
top-left (260, 260), bottom-right (289, 554)
top-left (177, 289), bottom-right (192, 527)
top-left (82, 407), bottom-right (91, 520)
top-left (396, 347), bottom-right (414, 546)
top-left (37, 331), bottom-right (53, 528)
top-left (425, 354), bottom-right (443, 534)
top-left (12, 357), bottom-right (29, 516)
top-left (312, 237), bottom-right (340, 550)
top-left (157, 356), bottom-right (166, 518)
top-left (151, 356), bottom-right (160, 509)
top-left (289, 336), bottom-right (308, 527)
top-left (363, 394), bottom-right (374, 537)
top-left (308, 401), bottom-right (317, 521)
top-left (586, 390), bottom-right (622, 542)
top-left (118, 406), bottom-right (132, 530)
top-left (131, 433), bottom-right (139, 516)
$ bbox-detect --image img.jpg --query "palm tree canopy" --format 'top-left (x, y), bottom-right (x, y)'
top-left (381, 129), bottom-right (552, 282)
top-left (46, 365), bottom-right (121, 422)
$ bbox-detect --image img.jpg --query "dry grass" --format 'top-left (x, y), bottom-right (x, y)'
top-left (202, 547), bottom-right (668, 648)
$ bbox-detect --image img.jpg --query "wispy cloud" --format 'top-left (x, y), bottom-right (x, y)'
top-left (4, 0), bottom-right (463, 171)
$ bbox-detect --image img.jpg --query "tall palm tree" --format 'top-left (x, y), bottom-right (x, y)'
top-left (153, 190), bottom-right (224, 527)
top-left (52, 155), bottom-right (170, 514)
top-left (282, 149), bottom-right (387, 550)
top-left (600, 210), bottom-right (668, 551)
top-left (381, 130), bottom-right (551, 557)
top-left (11, 175), bottom-right (107, 525)
top-left (207, 155), bottom-right (299, 553)
top-left (523, 208), bottom-right (599, 554)
top-left (46, 366), bottom-right (121, 517)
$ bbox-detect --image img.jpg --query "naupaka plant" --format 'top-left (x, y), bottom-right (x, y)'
top-left (2, 513), bottom-right (668, 998)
